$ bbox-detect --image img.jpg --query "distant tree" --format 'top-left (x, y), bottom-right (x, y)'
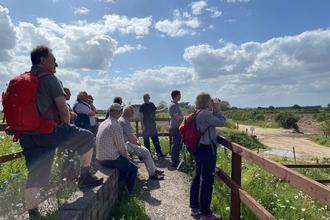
top-left (220, 101), bottom-right (231, 111)
top-left (257, 106), bottom-right (262, 110)
top-left (292, 104), bottom-right (301, 109)
top-left (179, 102), bottom-right (190, 109)
top-left (157, 101), bottom-right (168, 109)
top-left (231, 106), bottom-right (239, 110)
top-left (327, 102), bottom-right (330, 109)
top-left (269, 106), bottom-right (275, 110)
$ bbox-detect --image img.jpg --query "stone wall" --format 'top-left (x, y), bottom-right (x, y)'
top-left (56, 168), bottom-right (119, 220)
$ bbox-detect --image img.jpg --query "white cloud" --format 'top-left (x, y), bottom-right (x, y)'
top-left (114, 44), bottom-right (145, 55)
top-left (155, 13), bottom-right (200, 37)
top-left (74, 7), bottom-right (89, 15)
top-left (0, 6), bottom-right (17, 62)
top-left (103, 15), bottom-right (152, 35)
top-left (182, 29), bottom-right (330, 107)
top-left (206, 8), bottom-right (222, 18)
top-left (190, 1), bottom-right (208, 15)
top-left (209, 25), bottom-right (214, 29)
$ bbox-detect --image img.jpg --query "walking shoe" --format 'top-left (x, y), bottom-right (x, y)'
top-left (157, 153), bottom-right (167, 157)
top-left (155, 169), bottom-right (164, 175)
top-left (200, 213), bottom-right (222, 220)
top-left (77, 174), bottom-right (104, 189)
top-left (191, 207), bottom-right (200, 216)
top-left (149, 173), bottom-right (165, 180)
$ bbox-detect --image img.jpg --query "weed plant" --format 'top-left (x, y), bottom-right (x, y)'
top-left (311, 134), bottom-right (330, 148)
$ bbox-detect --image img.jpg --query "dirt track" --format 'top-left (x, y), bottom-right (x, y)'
top-left (238, 118), bottom-right (330, 160)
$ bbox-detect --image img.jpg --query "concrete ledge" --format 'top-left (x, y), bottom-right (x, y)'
top-left (56, 168), bottom-right (119, 220)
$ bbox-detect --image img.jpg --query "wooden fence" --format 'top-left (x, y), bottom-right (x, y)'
top-left (0, 117), bottom-right (172, 163)
top-left (216, 135), bottom-right (330, 219)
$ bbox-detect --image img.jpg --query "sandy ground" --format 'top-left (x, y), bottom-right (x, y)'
top-left (238, 118), bottom-right (330, 160)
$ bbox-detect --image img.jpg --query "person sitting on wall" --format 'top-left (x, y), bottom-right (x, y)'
top-left (119, 105), bottom-right (165, 180)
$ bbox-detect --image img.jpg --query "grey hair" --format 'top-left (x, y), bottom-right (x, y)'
top-left (77, 91), bottom-right (86, 99)
top-left (123, 105), bottom-right (132, 114)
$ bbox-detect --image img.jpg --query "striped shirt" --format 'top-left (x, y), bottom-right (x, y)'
top-left (96, 116), bottom-right (128, 161)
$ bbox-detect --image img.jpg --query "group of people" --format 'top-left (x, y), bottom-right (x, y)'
top-left (17, 45), bottom-right (226, 220)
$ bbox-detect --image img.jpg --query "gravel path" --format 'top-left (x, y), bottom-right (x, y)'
top-left (136, 155), bottom-right (198, 220)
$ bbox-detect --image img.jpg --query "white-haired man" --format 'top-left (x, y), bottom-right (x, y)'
top-left (119, 105), bottom-right (165, 180)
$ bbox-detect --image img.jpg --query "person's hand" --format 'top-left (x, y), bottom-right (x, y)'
top-left (163, 106), bottom-right (168, 112)
top-left (141, 125), bottom-right (145, 131)
top-left (212, 98), bottom-right (221, 111)
top-left (70, 112), bottom-right (77, 120)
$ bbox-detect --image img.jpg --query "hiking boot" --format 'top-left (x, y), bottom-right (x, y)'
top-left (155, 169), bottom-right (164, 175)
top-left (149, 173), bottom-right (165, 180)
top-left (157, 153), bottom-right (167, 157)
top-left (200, 213), bottom-right (222, 220)
top-left (191, 207), bottom-right (200, 216)
top-left (77, 174), bottom-right (103, 189)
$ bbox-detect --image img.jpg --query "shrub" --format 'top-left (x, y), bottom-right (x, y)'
top-left (274, 111), bottom-right (300, 132)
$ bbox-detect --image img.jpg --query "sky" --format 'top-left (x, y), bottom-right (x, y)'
top-left (0, 0), bottom-right (330, 110)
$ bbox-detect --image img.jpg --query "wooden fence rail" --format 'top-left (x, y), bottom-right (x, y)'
top-left (216, 135), bottom-right (330, 220)
top-left (0, 117), bottom-right (172, 163)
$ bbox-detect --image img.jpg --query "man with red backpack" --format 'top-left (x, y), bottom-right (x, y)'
top-left (18, 45), bottom-right (103, 217)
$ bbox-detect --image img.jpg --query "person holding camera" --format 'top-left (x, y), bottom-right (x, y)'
top-left (189, 92), bottom-right (226, 220)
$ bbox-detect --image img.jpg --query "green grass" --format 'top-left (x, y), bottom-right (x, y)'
top-left (233, 120), bottom-right (280, 128)
top-left (311, 134), bottom-right (330, 148)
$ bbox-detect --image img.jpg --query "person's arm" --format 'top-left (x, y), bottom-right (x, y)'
top-left (139, 112), bottom-right (145, 131)
top-left (173, 112), bottom-right (184, 121)
top-left (54, 95), bottom-right (70, 124)
top-left (114, 127), bottom-right (129, 158)
top-left (127, 133), bottom-right (141, 145)
top-left (155, 106), bottom-right (168, 114)
top-left (75, 103), bottom-right (95, 116)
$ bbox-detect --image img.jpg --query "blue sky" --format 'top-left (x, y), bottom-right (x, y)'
top-left (0, 0), bottom-right (330, 110)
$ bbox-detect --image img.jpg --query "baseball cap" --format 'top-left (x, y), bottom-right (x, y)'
top-left (109, 103), bottom-right (122, 112)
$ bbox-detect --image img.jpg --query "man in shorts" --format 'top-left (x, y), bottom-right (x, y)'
top-left (19, 45), bottom-right (103, 218)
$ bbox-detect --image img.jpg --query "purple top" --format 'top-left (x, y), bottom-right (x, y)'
top-left (195, 109), bottom-right (226, 146)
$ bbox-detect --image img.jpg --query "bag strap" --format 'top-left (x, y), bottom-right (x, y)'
top-left (207, 128), bottom-right (216, 155)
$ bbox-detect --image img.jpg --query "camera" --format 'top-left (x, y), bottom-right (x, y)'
top-left (211, 98), bottom-right (221, 103)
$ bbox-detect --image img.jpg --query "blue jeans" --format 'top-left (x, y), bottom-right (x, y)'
top-left (190, 143), bottom-right (217, 215)
top-left (98, 156), bottom-right (138, 194)
top-left (142, 123), bottom-right (163, 155)
top-left (170, 128), bottom-right (182, 166)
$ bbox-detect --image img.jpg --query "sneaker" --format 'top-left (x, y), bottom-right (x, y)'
top-left (157, 153), bottom-right (167, 157)
top-left (191, 207), bottom-right (200, 216)
top-left (77, 174), bottom-right (104, 189)
top-left (149, 173), bottom-right (165, 180)
top-left (200, 213), bottom-right (222, 220)
top-left (155, 169), bottom-right (164, 175)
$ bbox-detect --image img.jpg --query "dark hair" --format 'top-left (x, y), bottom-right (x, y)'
top-left (113, 96), bottom-right (122, 104)
top-left (30, 45), bottom-right (52, 66)
top-left (171, 90), bottom-right (181, 99)
top-left (194, 92), bottom-right (211, 109)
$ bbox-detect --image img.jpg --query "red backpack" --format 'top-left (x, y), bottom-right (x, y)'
top-left (2, 71), bottom-right (59, 142)
top-left (178, 110), bottom-right (204, 153)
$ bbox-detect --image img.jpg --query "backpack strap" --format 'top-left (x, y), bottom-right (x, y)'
top-left (32, 71), bottom-right (60, 125)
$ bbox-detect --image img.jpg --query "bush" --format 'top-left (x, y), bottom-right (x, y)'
top-left (274, 111), bottom-right (300, 131)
